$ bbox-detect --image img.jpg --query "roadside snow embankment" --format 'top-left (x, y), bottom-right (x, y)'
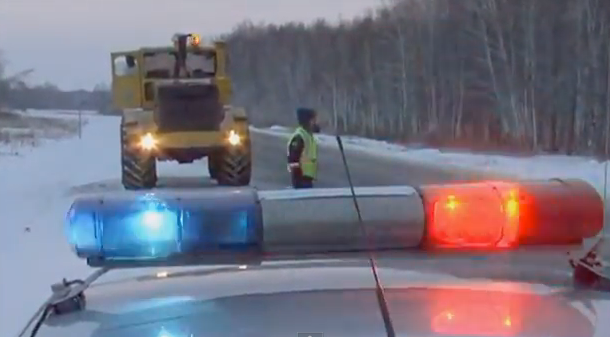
top-left (0, 112), bottom-right (110, 336)
top-left (0, 109), bottom-right (86, 156)
top-left (1, 111), bottom-right (210, 336)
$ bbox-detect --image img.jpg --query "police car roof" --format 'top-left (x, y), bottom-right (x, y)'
top-left (37, 253), bottom-right (601, 337)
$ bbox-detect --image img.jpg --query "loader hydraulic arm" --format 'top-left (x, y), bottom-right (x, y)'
top-left (173, 33), bottom-right (191, 78)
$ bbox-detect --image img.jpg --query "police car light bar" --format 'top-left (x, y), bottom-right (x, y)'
top-left (65, 179), bottom-right (604, 268)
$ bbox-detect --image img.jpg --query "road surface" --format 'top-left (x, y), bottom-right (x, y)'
top-left (68, 128), bottom-right (497, 195)
top-left (250, 131), bottom-right (488, 190)
top-left (111, 130), bottom-right (492, 192)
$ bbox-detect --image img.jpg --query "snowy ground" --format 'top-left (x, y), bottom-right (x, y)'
top-left (0, 111), bottom-right (210, 336)
top-left (0, 110), bottom-right (86, 156)
top-left (2, 110), bottom-right (610, 336)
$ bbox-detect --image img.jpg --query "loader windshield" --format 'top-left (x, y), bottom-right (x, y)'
top-left (143, 51), bottom-right (215, 79)
top-left (113, 55), bottom-right (138, 76)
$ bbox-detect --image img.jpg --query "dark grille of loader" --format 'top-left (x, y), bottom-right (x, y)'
top-left (155, 84), bottom-right (223, 132)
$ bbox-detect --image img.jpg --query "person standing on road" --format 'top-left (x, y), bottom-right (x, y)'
top-left (287, 107), bottom-right (320, 189)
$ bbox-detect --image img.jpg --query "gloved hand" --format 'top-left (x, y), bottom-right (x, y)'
top-left (287, 162), bottom-right (300, 172)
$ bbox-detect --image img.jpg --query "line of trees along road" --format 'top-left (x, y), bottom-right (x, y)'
top-left (224, 0), bottom-right (610, 157)
top-left (1, 51), bottom-right (112, 112)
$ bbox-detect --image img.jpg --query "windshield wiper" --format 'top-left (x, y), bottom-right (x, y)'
top-left (19, 267), bottom-right (109, 337)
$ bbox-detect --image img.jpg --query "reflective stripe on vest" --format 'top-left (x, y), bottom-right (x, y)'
top-left (287, 126), bottom-right (317, 179)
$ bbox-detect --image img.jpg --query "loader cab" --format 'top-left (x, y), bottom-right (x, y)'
top-left (141, 47), bottom-right (217, 105)
top-left (110, 40), bottom-right (231, 111)
top-left (111, 52), bottom-right (143, 109)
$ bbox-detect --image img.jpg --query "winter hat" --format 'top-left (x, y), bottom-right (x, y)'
top-left (296, 107), bottom-right (316, 126)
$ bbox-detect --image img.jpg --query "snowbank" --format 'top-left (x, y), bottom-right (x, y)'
top-left (254, 125), bottom-right (610, 201)
top-left (0, 112), bottom-right (207, 336)
top-left (0, 114), bottom-right (115, 336)
top-left (0, 110), bottom-right (86, 157)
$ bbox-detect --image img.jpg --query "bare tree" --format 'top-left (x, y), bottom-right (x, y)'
top-left (222, 0), bottom-right (610, 157)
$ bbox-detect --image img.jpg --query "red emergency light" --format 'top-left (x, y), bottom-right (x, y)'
top-left (418, 179), bottom-right (604, 250)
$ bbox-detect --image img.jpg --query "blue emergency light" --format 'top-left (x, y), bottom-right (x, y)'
top-left (66, 191), bottom-right (263, 266)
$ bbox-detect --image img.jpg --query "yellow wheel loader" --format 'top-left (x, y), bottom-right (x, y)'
top-left (111, 34), bottom-right (252, 190)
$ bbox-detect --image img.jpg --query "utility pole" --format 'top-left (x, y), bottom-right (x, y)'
top-left (78, 109), bottom-right (82, 139)
top-left (78, 99), bottom-right (86, 139)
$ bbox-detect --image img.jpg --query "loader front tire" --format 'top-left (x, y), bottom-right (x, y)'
top-left (120, 123), bottom-right (157, 190)
top-left (216, 143), bottom-right (252, 186)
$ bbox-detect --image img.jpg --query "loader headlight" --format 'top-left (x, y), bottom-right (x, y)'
top-left (227, 130), bottom-right (241, 146)
top-left (139, 133), bottom-right (157, 150)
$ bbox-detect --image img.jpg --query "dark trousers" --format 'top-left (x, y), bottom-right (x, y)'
top-left (291, 172), bottom-right (314, 189)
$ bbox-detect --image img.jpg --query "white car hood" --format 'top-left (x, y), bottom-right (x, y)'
top-left (38, 258), bottom-right (610, 337)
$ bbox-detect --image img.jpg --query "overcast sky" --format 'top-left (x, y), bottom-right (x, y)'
top-left (0, 0), bottom-right (382, 90)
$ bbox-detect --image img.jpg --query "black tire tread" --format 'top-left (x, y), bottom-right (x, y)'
top-left (120, 122), bottom-right (157, 190)
top-left (216, 144), bottom-right (252, 186)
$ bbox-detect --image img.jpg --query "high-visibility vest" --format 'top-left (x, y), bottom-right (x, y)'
top-left (287, 126), bottom-right (318, 179)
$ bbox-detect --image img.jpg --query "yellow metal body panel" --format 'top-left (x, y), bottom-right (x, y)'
top-left (122, 107), bottom-right (249, 152)
top-left (157, 131), bottom-right (224, 148)
top-left (123, 109), bottom-right (154, 125)
top-left (111, 52), bottom-right (143, 109)
top-left (215, 77), bottom-right (231, 104)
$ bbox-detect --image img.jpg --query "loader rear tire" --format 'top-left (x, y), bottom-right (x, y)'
top-left (216, 143), bottom-right (252, 186)
top-left (120, 123), bottom-right (157, 190)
